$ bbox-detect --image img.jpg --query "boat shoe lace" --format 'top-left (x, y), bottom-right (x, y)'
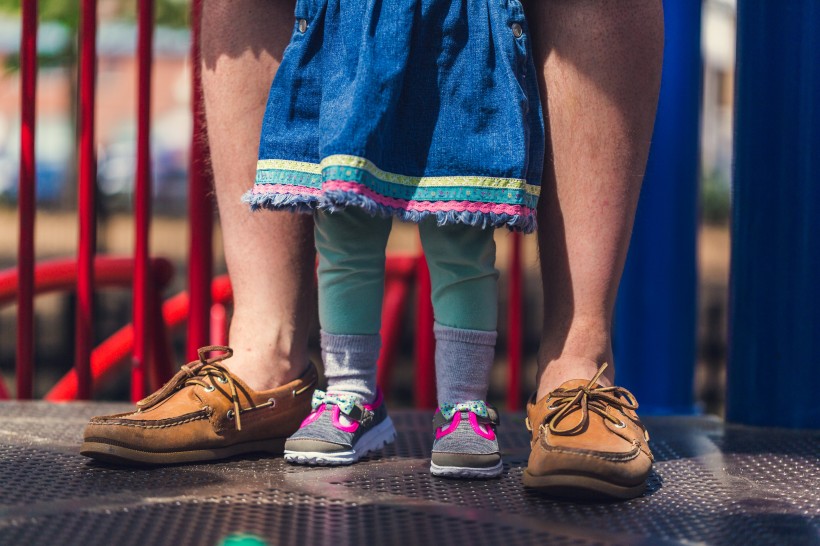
top-left (542, 363), bottom-right (647, 438)
top-left (134, 345), bottom-right (260, 431)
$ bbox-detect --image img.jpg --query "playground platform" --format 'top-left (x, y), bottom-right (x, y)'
top-left (1, 402), bottom-right (818, 546)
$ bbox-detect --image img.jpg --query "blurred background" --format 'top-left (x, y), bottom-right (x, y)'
top-left (0, 0), bottom-right (735, 413)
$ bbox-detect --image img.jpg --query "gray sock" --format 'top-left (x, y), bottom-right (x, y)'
top-left (321, 330), bottom-right (381, 402)
top-left (434, 323), bottom-right (497, 405)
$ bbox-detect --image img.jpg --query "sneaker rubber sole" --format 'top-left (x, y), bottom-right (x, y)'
top-left (521, 469), bottom-right (647, 500)
top-left (430, 460), bottom-right (503, 479)
top-left (80, 437), bottom-right (288, 466)
top-left (284, 417), bottom-right (396, 466)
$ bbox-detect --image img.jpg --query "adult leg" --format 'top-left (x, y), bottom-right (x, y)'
top-left (202, 0), bottom-right (316, 390)
top-left (527, 0), bottom-right (664, 396)
top-left (81, 1), bottom-right (321, 465)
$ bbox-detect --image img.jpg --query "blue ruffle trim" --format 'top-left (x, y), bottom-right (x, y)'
top-left (242, 189), bottom-right (537, 233)
top-left (242, 191), bottom-right (317, 214)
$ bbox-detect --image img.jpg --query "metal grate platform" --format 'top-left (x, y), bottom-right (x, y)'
top-left (1, 402), bottom-right (819, 546)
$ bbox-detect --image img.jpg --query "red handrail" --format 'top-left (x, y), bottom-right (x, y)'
top-left (45, 273), bottom-right (233, 401)
top-left (0, 257), bottom-right (175, 399)
top-left (0, 257), bottom-right (174, 306)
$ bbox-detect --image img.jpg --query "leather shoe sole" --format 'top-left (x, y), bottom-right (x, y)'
top-left (80, 436), bottom-right (288, 466)
top-left (522, 469), bottom-right (646, 500)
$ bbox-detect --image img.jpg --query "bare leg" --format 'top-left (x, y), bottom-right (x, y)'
top-left (527, 0), bottom-right (664, 397)
top-left (202, 0), bottom-right (315, 391)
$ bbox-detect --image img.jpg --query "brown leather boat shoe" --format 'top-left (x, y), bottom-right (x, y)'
top-left (523, 364), bottom-right (653, 500)
top-left (81, 345), bottom-right (317, 465)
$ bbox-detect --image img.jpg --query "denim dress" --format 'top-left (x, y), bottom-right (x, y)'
top-left (246, 0), bottom-right (545, 232)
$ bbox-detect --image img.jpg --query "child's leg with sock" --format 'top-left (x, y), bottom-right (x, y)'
top-left (284, 209), bottom-right (396, 465)
top-left (419, 219), bottom-right (502, 478)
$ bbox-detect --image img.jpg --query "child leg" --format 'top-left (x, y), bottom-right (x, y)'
top-left (316, 207), bottom-right (392, 402)
top-left (418, 219), bottom-right (502, 479)
top-left (419, 219), bottom-right (499, 403)
top-left (284, 208), bottom-right (396, 465)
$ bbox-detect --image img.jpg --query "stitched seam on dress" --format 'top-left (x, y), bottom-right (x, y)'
top-left (257, 156), bottom-right (541, 195)
top-left (323, 181), bottom-right (537, 209)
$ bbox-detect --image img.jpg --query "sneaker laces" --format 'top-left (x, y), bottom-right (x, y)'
top-left (136, 345), bottom-right (246, 431)
top-left (545, 363), bottom-right (640, 436)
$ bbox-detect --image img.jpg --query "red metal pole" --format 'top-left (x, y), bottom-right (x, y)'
top-left (186, 0), bottom-right (212, 359)
top-left (75, 0), bottom-right (98, 400)
top-left (132, 0), bottom-right (154, 402)
top-left (415, 256), bottom-right (436, 408)
top-left (506, 232), bottom-right (523, 411)
top-left (16, 0), bottom-right (38, 400)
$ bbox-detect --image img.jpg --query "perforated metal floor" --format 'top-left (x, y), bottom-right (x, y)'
top-left (1, 403), bottom-right (819, 546)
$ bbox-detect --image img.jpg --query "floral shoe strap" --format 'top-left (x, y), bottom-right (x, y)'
top-left (312, 390), bottom-right (373, 423)
top-left (433, 400), bottom-right (500, 429)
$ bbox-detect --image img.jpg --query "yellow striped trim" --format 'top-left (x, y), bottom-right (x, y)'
top-left (257, 154), bottom-right (541, 197)
top-left (257, 159), bottom-right (322, 175)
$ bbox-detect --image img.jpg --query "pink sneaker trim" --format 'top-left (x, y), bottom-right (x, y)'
top-left (300, 405), bottom-right (325, 428)
top-left (329, 388), bottom-right (383, 433)
top-left (469, 412), bottom-right (496, 440)
top-left (332, 405), bottom-right (360, 433)
top-left (435, 410), bottom-right (462, 439)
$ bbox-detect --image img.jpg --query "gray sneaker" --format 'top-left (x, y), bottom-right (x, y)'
top-left (431, 401), bottom-right (503, 479)
top-left (284, 389), bottom-right (396, 465)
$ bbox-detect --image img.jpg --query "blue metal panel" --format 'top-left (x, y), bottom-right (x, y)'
top-left (614, 0), bottom-right (702, 414)
top-left (728, 1), bottom-right (820, 428)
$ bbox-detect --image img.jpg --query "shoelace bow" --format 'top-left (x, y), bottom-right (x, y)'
top-left (440, 401), bottom-right (491, 421)
top-left (433, 401), bottom-right (499, 430)
top-left (311, 390), bottom-right (360, 415)
top-left (545, 363), bottom-right (640, 436)
top-left (136, 345), bottom-right (246, 431)
top-left (311, 390), bottom-right (376, 424)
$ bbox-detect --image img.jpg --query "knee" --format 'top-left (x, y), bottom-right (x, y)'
top-left (419, 220), bottom-right (497, 279)
top-left (315, 211), bottom-right (392, 273)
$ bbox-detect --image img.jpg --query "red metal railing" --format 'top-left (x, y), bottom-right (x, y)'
top-left (74, 0), bottom-right (98, 400)
top-left (1, 258), bottom-right (175, 399)
top-left (186, 0), bottom-right (213, 360)
top-left (132, 0), bottom-right (154, 402)
top-left (16, 0), bottom-right (37, 400)
top-left (11, 1), bottom-right (526, 406)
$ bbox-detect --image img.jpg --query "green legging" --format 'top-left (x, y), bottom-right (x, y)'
top-left (315, 208), bottom-right (498, 335)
